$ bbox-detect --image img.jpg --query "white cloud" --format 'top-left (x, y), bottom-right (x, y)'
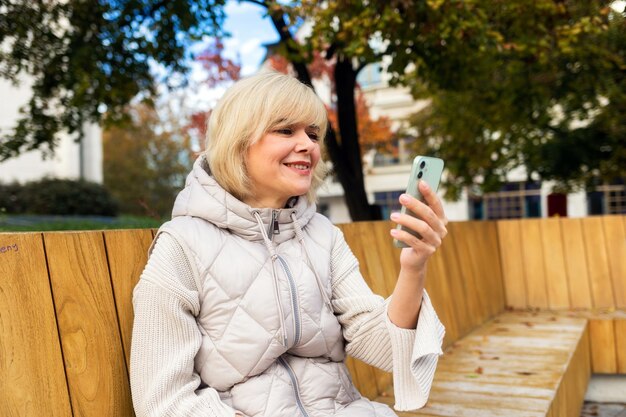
top-left (240, 38), bottom-right (262, 55)
top-left (240, 64), bottom-right (258, 77)
top-left (224, 1), bottom-right (265, 16)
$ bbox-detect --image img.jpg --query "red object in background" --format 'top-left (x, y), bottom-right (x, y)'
top-left (547, 193), bottom-right (567, 217)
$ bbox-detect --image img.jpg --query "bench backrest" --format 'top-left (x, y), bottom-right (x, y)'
top-left (498, 216), bottom-right (626, 310)
top-left (1, 230), bottom-right (153, 417)
top-left (1, 215), bottom-right (623, 416)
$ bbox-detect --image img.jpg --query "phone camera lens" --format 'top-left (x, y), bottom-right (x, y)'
top-left (417, 171), bottom-right (423, 179)
top-left (419, 161), bottom-right (426, 169)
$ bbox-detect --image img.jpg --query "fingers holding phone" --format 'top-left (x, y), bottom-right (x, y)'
top-left (418, 180), bottom-right (448, 229)
top-left (393, 192), bottom-right (446, 245)
top-left (392, 156), bottom-right (445, 248)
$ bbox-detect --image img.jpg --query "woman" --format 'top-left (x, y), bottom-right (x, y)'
top-left (130, 71), bottom-right (447, 417)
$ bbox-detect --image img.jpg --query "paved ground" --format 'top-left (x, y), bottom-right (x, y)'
top-left (581, 402), bottom-right (626, 417)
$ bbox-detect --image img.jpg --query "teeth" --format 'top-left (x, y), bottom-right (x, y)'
top-left (286, 163), bottom-right (309, 170)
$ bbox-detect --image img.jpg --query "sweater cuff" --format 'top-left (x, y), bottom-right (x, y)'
top-left (385, 291), bottom-right (445, 411)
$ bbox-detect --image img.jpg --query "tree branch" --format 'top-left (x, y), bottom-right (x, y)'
top-left (242, 0), bottom-right (269, 8)
top-left (356, 60), bottom-right (368, 74)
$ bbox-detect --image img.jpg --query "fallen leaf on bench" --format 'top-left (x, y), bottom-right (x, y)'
top-left (479, 355), bottom-right (500, 360)
top-left (516, 371), bottom-right (535, 376)
top-left (475, 367), bottom-right (484, 374)
top-left (465, 374), bottom-right (479, 378)
top-left (523, 321), bottom-right (534, 327)
top-left (548, 317), bottom-right (557, 321)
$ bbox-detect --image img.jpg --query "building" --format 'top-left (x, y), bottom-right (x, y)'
top-left (316, 63), bottom-right (625, 223)
top-left (0, 77), bottom-right (102, 184)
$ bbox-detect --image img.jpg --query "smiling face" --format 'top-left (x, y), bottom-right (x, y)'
top-left (205, 72), bottom-right (329, 205)
top-left (244, 125), bottom-right (321, 209)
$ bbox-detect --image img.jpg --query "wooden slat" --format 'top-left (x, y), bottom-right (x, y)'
top-left (603, 216), bottom-right (626, 308)
top-left (540, 218), bottom-right (570, 309)
top-left (336, 223), bottom-right (383, 399)
top-left (0, 233), bottom-right (72, 417)
top-left (588, 319), bottom-right (617, 373)
top-left (343, 221), bottom-right (395, 395)
top-left (615, 320), bottom-right (626, 374)
top-left (474, 221), bottom-right (505, 318)
top-left (520, 219), bottom-right (549, 308)
top-left (582, 217), bottom-right (615, 308)
top-left (103, 229), bottom-right (153, 367)
top-left (438, 223), bottom-right (473, 344)
top-left (369, 221), bottom-right (399, 392)
top-left (451, 222), bottom-right (487, 327)
top-left (497, 220), bottom-right (527, 308)
top-left (560, 219), bottom-right (593, 309)
top-left (44, 232), bottom-right (133, 417)
top-left (424, 238), bottom-right (458, 348)
top-left (351, 222), bottom-right (394, 297)
top-left (372, 221), bottom-right (401, 293)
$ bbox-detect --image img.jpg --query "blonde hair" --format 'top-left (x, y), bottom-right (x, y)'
top-left (204, 71), bottom-right (328, 204)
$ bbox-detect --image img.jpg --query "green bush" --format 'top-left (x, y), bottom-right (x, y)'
top-left (0, 178), bottom-right (119, 216)
top-left (0, 182), bottom-right (25, 214)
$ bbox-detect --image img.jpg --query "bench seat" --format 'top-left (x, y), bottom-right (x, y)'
top-left (375, 311), bottom-right (590, 417)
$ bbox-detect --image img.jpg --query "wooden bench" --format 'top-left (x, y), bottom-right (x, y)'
top-left (340, 217), bottom-right (625, 416)
top-left (1, 216), bottom-right (624, 417)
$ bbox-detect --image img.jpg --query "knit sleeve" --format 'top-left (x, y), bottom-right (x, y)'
top-left (130, 233), bottom-right (237, 417)
top-left (330, 228), bottom-right (445, 411)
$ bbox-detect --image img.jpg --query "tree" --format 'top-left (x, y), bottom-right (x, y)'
top-left (0, 0), bottom-right (227, 159)
top-left (0, 0), bottom-right (385, 220)
top-left (103, 104), bottom-right (190, 218)
top-left (10, 1), bottom-right (618, 219)
top-left (370, 1), bottom-right (625, 198)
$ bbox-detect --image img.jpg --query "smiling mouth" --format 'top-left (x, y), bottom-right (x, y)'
top-left (284, 163), bottom-right (311, 170)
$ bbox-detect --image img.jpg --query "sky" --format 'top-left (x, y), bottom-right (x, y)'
top-left (181, 1), bottom-right (279, 110)
top-left (221, 1), bottom-right (279, 75)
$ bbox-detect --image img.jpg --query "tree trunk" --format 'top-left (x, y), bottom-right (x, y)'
top-left (329, 57), bottom-right (382, 221)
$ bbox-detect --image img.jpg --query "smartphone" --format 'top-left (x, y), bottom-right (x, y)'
top-left (393, 156), bottom-right (445, 248)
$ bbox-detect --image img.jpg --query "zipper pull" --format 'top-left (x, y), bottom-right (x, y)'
top-left (272, 210), bottom-right (280, 235)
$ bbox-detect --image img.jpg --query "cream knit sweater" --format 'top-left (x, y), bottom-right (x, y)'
top-left (130, 233), bottom-right (445, 417)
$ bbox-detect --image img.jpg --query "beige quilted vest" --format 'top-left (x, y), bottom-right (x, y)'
top-left (160, 157), bottom-right (397, 417)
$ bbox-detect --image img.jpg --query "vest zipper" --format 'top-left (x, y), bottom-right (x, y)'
top-left (277, 255), bottom-right (301, 345)
top-left (278, 356), bottom-right (310, 417)
top-left (269, 210), bottom-right (280, 237)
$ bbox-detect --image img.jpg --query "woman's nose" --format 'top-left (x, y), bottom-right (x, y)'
top-left (294, 129), bottom-right (315, 152)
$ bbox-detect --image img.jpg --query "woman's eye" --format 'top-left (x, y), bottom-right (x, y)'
top-left (276, 128), bottom-right (293, 135)
top-left (307, 132), bottom-right (319, 141)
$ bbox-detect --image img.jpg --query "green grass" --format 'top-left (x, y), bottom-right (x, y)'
top-left (0, 215), bottom-right (164, 232)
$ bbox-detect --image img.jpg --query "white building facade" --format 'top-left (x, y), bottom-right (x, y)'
top-left (316, 63), bottom-right (609, 224)
top-left (0, 77), bottom-right (103, 184)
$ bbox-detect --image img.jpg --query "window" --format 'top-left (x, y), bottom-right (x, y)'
top-left (374, 190), bottom-right (403, 220)
top-left (470, 182), bottom-right (542, 220)
top-left (587, 180), bottom-right (626, 215)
